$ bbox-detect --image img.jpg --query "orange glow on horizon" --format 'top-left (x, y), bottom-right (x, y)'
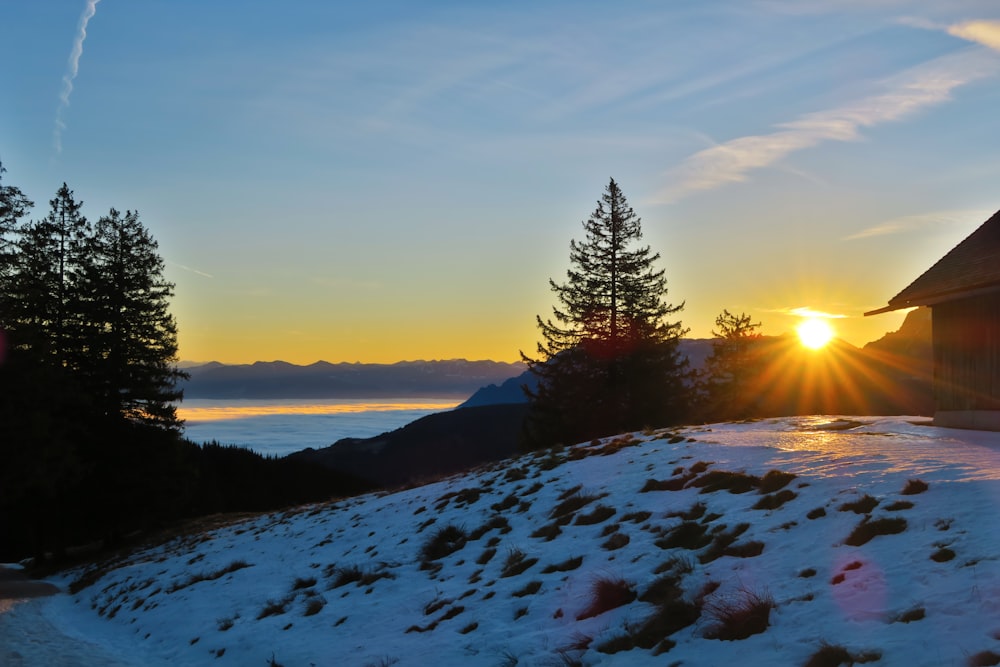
top-left (177, 399), bottom-right (460, 422)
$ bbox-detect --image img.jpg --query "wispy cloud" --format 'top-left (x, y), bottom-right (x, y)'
top-left (766, 306), bottom-right (848, 319)
top-left (657, 48), bottom-right (1000, 202)
top-left (53, 0), bottom-right (101, 154)
top-left (843, 208), bottom-right (993, 241)
top-left (948, 20), bottom-right (1000, 51)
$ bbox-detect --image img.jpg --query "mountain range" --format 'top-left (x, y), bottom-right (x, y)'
top-left (180, 359), bottom-right (526, 399)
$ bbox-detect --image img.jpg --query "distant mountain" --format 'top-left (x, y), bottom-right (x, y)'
top-left (862, 306), bottom-right (932, 379)
top-left (459, 339), bottom-right (715, 408)
top-left (181, 359), bottom-right (526, 399)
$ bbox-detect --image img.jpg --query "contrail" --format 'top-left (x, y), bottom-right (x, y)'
top-left (53, 0), bottom-right (102, 154)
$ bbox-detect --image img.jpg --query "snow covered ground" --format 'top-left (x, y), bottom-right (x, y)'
top-left (3, 416), bottom-right (1000, 666)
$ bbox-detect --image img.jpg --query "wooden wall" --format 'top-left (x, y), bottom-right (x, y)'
top-left (932, 292), bottom-right (1000, 413)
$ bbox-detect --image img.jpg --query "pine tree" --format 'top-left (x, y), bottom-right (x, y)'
top-left (81, 208), bottom-right (186, 432)
top-left (4, 184), bottom-right (91, 367)
top-left (0, 160), bottom-right (33, 277)
top-left (522, 178), bottom-right (689, 449)
top-left (702, 309), bottom-right (763, 420)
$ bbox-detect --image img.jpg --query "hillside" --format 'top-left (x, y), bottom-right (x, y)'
top-left (7, 417), bottom-right (1000, 666)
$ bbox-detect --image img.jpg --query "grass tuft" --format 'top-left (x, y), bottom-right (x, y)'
top-left (753, 489), bottom-right (797, 510)
top-left (844, 516), bottom-right (907, 546)
top-left (703, 587), bottom-right (774, 640)
top-left (576, 576), bottom-right (636, 620)
top-left (901, 478), bottom-right (929, 495)
top-left (303, 597), bottom-right (325, 616)
top-left (839, 494), bottom-right (879, 514)
top-left (884, 500), bottom-right (914, 511)
top-left (541, 556), bottom-right (583, 574)
top-left (512, 580), bottom-right (542, 598)
top-left (419, 525), bottom-right (467, 564)
top-left (931, 547), bottom-right (956, 562)
top-left (655, 521), bottom-right (712, 551)
top-left (550, 492), bottom-right (601, 520)
top-left (691, 470), bottom-right (760, 494)
top-left (574, 504), bottom-right (616, 525)
top-left (500, 548), bottom-right (538, 578)
top-left (530, 522), bottom-right (563, 541)
top-left (969, 651), bottom-right (1000, 666)
top-left (895, 607), bottom-right (925, 623)
top-left (758, 470), bottom-right (796, 493)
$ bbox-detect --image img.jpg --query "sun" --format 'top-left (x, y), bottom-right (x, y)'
top-left (796, 317), bottom-right (834, 350)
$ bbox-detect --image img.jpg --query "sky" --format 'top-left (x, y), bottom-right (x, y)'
top-left (3, 1), bottom-right (1000, 364)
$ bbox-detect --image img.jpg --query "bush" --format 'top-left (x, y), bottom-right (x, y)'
top-left (844, 516), bottom-right (907, 546)
top-left (703, 587), bottom-right (774, 640)
top-left (576, 576), bottom-right (636, 620)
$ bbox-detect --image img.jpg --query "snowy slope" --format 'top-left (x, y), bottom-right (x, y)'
top-left (4, 416), bottom-right (1000, 666)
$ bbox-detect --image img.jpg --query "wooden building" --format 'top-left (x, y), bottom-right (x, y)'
top-left (867, 209), bottom-right (1000, 430)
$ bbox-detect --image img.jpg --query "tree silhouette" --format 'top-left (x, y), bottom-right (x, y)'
top-left (4, 184), bottom-right (91, 367)
top-left (702, 309), bottom-right (763, 420)
top-left (0, 160), bottom-right (33, 278)
top-left (81, 208), bottom-right (186, 432)
top-left (522, 178), bottom-right (689, 448)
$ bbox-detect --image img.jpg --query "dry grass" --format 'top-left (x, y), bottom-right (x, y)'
top-left (419, 525), bottom-right (468, 564)
top-left (703, 587), bottom-right (774, 640)
top-left (839, 495), bottom-right (879, 515)
top-left (845, 516), bottom-right (907, 547)
top-left (574, 504), bottom-right (616, 525)
top-left (500, 549), bottom-right (538, 578)
top-left (576, 576), bottom-right (636, 620)
top-left (753, 489), bottom-right (797, 510)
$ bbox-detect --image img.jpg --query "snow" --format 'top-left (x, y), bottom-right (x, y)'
top-left (3, 416), bottom-right (1000, 666)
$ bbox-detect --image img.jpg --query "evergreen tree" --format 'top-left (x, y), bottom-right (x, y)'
top-left (0, 160), bottom-right (33, 278)
top-left (702, 309), bottom-right (763, 420)
top-left (81, 208), bottom-right (186, 432)
top-left (522, 178), bottom-right (689, 449)
top-left (4, 184), bottom-right (90, 366)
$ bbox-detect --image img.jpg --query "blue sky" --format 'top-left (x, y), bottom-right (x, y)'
top-left (3, 1), bottom-right (1000, 363)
